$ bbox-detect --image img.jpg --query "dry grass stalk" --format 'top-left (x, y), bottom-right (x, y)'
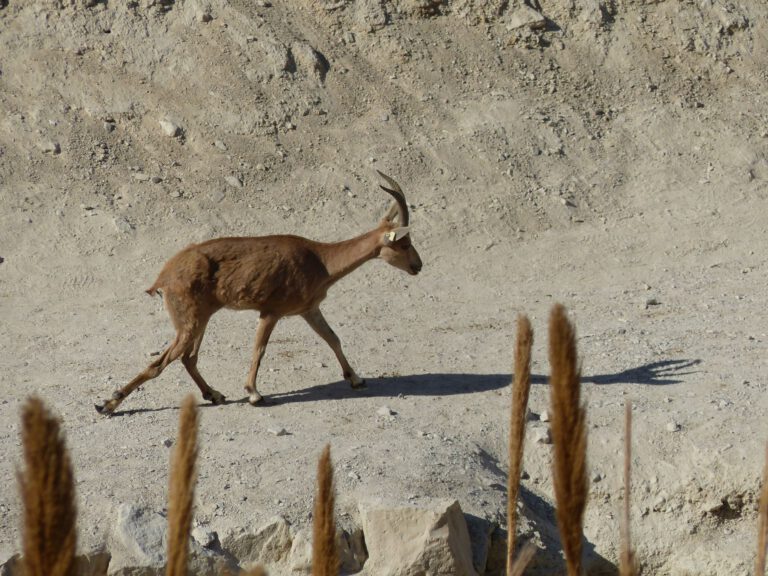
top-left (620, 402), bottom-right (638, 576)
top-left (166, 396), bottom-right (199, 576)
top-left (508, 541), bottom-right (537, 576)
top-left (18, 396), bottom-right (77, 576)
top-left (757, 443), bottom-right (768, 576)
top-left (507, 314), bottom-right (534, 573)
top-left (312, 444), bottom-right (338, 576)
top-left (548, 304), bottom-right (588, 576)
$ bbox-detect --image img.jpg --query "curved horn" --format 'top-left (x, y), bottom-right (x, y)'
top-left (376, 170), bottom-right (409, 227)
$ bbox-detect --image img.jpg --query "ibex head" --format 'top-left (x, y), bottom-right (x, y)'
top-left (376, 171), bottom-right (423, 276)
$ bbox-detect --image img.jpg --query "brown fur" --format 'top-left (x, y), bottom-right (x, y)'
top-left (96, 174), bottom-right (422, 415)
top-left (19, 397), bottom-right (77, 576)
top-left (549, 304), bottom-right (588, 576)
top-left (507, 314), bottom-right (533, 572)
top-left (166, 396), bottom-right (199, 576)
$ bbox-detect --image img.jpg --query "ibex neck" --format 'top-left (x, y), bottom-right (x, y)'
top-left (316, 228), bottom-right (383, 283)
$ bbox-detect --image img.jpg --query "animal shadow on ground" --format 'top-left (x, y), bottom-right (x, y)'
top-left (110, 359), bottom-right (700, 414)
top-left (256, 358), bottom-right (701, 406)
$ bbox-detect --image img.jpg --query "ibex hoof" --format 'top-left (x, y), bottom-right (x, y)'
top-left (248, 393), bottom-right (266, 406)
top-left (95, 402), bottom-right (115, 416)
top-left (204, 390), bottom-right (226, 405)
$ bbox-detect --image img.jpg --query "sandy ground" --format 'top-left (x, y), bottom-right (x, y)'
top-left (1, 1), bottom-right (768, 573)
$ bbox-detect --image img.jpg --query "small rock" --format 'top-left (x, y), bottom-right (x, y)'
top-left (104, 121), bottom-right (116, 132)
top-left (507, 5), bottom-right (547, 30)
top-left (534, 427), bottom-right (552, 444)
top-left (210, 189), bottom-right (225, 203)
top-left (377, 406), bottom-right (395, 417)
top-left (151, 176), bottom-right (163, 184)
top-left (644, 297), bottom-right (660, 309)
top-left (268, 427), bottom-right (289, 437)
top-left (133, 172), bottom-right (151, 182)
top-left (539, 409), bottom-right (551, 422)
top-left (191, 526), bottom-right (217, 548)
top-left (225, 175), bottom-right (243, 188)
top-left (163, 438), bottom-right (173, 448)
top-left (214, 140), bottom-right (227, 151)
top-left (666, 421), bottom-right (681, 432)
top-left (592, 472), bottom-right (603, 483)
top-left (159, 119), bottom-right (181, 138)
top-left (198, 11), bottom-right (212, 22)
top-left (40, 141), bottom-right (61, 155)
top-left (114, 216), bottom-right (133, 233)
top-left (169, 190), bottom-right (182, 199)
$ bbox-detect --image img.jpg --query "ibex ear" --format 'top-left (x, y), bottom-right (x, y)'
top-left (383, 227), bottom-right (410, 245)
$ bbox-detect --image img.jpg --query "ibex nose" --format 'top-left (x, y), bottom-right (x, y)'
top-left (411, 262), bottom-right (422, 275)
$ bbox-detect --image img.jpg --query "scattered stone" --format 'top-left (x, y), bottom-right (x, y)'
top-left (225, 175), bottom-right (243, 188)
top-left (666, 421), bottom-right (681, 432)
top-left (507, 5), bottom-right (547, 31)
top-left (359, 499), bottom-right (478, 576)
top-left (267, 427), bottom-right (289, 436)
top-left (592, 472), bottom-right (603, 483)
top-left (113, 216), bottom-right (133, 233)
top-left (539, 409), bottom-right (551, 422)
top-left (159, 119), bottom-right (181, 138)
top-left (40, 140), bottom-right (61, 155)
top-left (192, 526), bottom-right (218, 549)
top-left (151, 176), bottom-right (163, 184)
top-left (163, 438), bottom-right (173, 448)
top-left (214, 140), bottom-right (227, 151)
top-left (377, 405), bottom-right (396, 417)
top-left (292, 42), bottom-right (329, 82)
top-left (222, 516), bottom-right (292, 565)
top-left (198, 11), bottom-right (212, 23)
top-left (210, 189), bottom-right (225, 203)
top-left (355, 0), bottom-right (387, 32)
top-left (534, 427), bottom-right (552, 444)
top-left (644, 297), bottom-right (660, 308)
top-left (133, 172), bottom-right (151, 182)
top-left (104, 121), bottom-right (116, 132)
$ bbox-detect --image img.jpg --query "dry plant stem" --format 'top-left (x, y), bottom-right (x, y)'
top-left (19, 396), bottom-right (77, 576)
top-left (756, 443), bottom-right (768, 576)
top-left (508, 541), bottom-right (537, 576)
top-left (312, 444), bottom-right (338, 576)
top-left (620, 402), bottom-right (637, 576)
top-left (166, 396), bottom-right (199, 576)
top-left (548, 304), bottom-right (588, 576)
top-left (507, 314), bottom-right (534, 573)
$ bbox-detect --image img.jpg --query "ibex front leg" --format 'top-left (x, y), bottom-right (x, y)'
top-left (302, 308), bottom-right (365, 388)
top-left (245, 314), bottom-right (279, 405)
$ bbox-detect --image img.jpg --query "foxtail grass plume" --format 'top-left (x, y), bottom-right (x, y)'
top-left (166, 396), bottom-right (199, 576)
top-left (19, 396), bottom-right (77, 576)
top-left (507, 314), bottom-right (534, 573)
top-left (756, 443), bottom-right (768, 575)
top-left (312, 444), bottom-right (338, 576)
top-left (620, 402), bottom-right (638, 576)
top-left (548, 304), bottom-right (588, 576)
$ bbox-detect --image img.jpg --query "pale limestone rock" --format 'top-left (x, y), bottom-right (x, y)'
top-left (359, 499), bottom-right (478, 576)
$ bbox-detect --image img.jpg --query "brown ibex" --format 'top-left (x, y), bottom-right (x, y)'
top-left (96, 172), bottom-right (422, 415)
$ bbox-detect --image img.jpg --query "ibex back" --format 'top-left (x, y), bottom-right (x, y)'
top-left (96, 172), bottom-right (422, 415)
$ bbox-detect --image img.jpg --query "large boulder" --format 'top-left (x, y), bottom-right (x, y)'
top-left (221, 516), bottom-right (293, 570)
top-left (359, 499), bottom-right (478, 576)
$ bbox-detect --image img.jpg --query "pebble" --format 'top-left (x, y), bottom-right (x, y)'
top-left (268, 427), bottom-right (289, 436)
top-left (539, 409), bottom-right (551, 422)
top-left (169, 190), bottom-right (181, 199)
top-left (533, 427), bottom-right (552, 444)
top-left (159, 119), bottom-right (181, 138)
top-left (377, 406), bottom-right (396, 417)
top-left (163, 438), bottom-right (174, 448)
top-left (151, 176), bottom-right (163, 184)
top-left (133, 173), bottom-right (151, 182)
top-left (666, 421), bottom-right (681, 432)
top-left (40, 141), bottom-right (61, 154)
top-left (210, 189), bottom-right (225, 203)
top-left (214, 140), bottom-right (227, 151)
top-left (225, 175), bottom-right (243, 188)
top-left (191, 527), bottom-right (217, 548)
top-left (114, 216), bottom-right (133, 233)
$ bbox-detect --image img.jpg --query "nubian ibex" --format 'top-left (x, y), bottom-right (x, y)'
top-left (96, 172), bottom-right (422, 415)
